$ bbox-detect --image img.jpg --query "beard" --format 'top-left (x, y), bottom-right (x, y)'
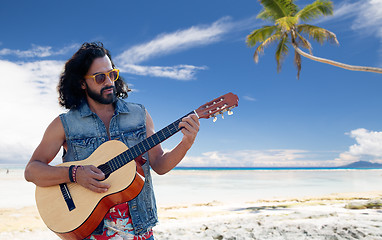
top-left (85, 83), bottom-right (117, 105)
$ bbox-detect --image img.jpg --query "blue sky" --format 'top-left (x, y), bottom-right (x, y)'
top-left (1, 0), bottom-right (382, 167)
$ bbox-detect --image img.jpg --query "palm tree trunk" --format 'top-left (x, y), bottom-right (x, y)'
top-left (291, 43), bottom-right (382, 74)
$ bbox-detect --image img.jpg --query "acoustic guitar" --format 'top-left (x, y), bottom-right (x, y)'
top-left (35, 92), bottom-right (239, 240)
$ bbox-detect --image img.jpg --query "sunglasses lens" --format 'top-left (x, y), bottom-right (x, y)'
top-left (110, 70), bottom-right (119, 81)
top-left (94, 74), bottom-right (106, 84)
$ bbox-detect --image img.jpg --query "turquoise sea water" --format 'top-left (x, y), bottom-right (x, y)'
top-left (1, 165), bottom-right (382, 207)
top-left (174, 167), bottom-right (382, 170)
top-left (153, 168), bottom-right (382, 205)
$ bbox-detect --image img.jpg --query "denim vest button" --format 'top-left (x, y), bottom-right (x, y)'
top-left (101, 137), bottom-right (106, 142)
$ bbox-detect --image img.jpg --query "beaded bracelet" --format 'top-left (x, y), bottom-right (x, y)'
top-left (72, 165), bottom-right (84, 183)
top-left (68, 165), bottom-right (75, 182)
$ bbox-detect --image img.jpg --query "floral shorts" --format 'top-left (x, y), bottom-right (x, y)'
top-left (88, 202), bottom-right (153, 240)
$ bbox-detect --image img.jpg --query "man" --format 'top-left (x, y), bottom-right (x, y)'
top-left (24, 42), bottom-right (199, 239)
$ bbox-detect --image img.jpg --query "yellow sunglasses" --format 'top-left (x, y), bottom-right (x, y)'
top-left (85, 69), bottom-right (120, 85)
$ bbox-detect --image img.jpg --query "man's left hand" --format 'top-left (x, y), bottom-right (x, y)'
top-left (179, 114), bottom-right (200, 149)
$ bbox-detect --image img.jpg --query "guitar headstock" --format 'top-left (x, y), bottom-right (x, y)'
top-left (195, 92), bottom-right (239, 121)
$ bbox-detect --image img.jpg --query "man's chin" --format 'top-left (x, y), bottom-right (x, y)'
top-left (102, 95), bottom-right (116, 104)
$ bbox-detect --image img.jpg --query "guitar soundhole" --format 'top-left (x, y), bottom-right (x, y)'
top-left (98, 164), bottom-right (111, 180)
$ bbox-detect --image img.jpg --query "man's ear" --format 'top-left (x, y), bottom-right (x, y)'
top-left (81, 80), bottom-right (86, 90)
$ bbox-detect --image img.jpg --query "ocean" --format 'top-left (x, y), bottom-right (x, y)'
top-left (1, 165), bottom-right (382, 208)
top-left (153, 168), bottom-right (382, 206)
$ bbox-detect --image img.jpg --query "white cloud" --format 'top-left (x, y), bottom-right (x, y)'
top-left (336, 128), bottom-right (382, 164)
top-left (115, 16), bottom-right (258, 80)
top-left (116, 17), bottom-right (231, 65)
top-left (351, 0), bottom-right (382, 63)
top-left (331, 1), bottom-right (360, 20)
top-left (114, 17), bottom-right (231, 80)
top-left (243, 96), bottom-right (256, 101)
top-left (0, 60), bottom-right (64, 164)
top-left (0, 44), bottom-right (80, 58)
top-left (351, 0), bottom-right (382, 37)
top-left (120, 64), bottom-right (207, 81)
top-left (178, 149), bottom-right (336, 168)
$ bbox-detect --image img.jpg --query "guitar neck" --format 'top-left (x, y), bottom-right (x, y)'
top-left (101, 110), bottom-right (195, 175)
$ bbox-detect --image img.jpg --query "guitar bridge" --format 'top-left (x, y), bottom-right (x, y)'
top-left (59, 183), bottom-right (76, 211)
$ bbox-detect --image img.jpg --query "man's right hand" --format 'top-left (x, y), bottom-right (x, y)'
top-left (75, 165), bottom-right (110, 193)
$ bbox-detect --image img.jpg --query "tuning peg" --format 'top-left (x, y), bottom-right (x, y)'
top-left (228, 110), bottom-right (233, 115)
top-left (213, 115), bottom-right (218, 122)
top-left (221, 113), bottom-right (224, 119)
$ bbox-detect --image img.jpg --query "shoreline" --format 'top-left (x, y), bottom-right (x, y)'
top-left (1, 191), bottom-right (381, 240)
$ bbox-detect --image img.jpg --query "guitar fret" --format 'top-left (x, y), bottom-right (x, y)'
top-left (114, 156), bottom-right (120, 169)
top-left (163, 130), bottom-right (170, 139)
top-left (143, 140), bottom-right (150, 151)
top-left (153, 134), bottom-right (160, 145)
top-left (157, 131), bottom-right (164, 141)
top-left (138, 142), bottom-right (146, 153)
top-left (164, 127), bottom-right (170, 137)
top-left (147, 136), bottom-right (155, 148)
top-left (139, 143), bottom-right (146, 154)
top-left (132, 146), bottom-right (140, 158)
top-left (130, 147), bottom-right (137, 158)
top-left (121, 153), bottom-right (128, 166)
top-left (108, 160), bottom-right (114, 172)
top-left (127, 149), bottom-right (134, 160)
top-left (115, 155), bottom-right (122, 169)
top-left (110, 157), bottom-right (117, 171)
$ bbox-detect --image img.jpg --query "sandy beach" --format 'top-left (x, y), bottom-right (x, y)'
top-left (1, 193), bottom-right (382, 239)
top-left (1, 168), bottom-right (382, 239)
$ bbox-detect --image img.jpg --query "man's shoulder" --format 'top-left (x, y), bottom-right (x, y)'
top-left (59, 107), bottom-right (81, 118)
top-left (60, 101), bottom-right (91, 118)
top-left (117, 99), bottom-right (145, 113)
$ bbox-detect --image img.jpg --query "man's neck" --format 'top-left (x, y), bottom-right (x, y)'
top-left (86, 97), bottom-right (115, 116)
top-left (86, 97), bottom-right (116, 138)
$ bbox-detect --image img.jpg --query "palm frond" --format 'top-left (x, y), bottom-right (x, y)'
top-left (294, 50), bottom-right (302, 79)
top-left (257, 9), bottom-right (275, 21)
top-left (298, 24), bottom-right (339, 45)
top-left (296, 0), bottom-right (333, 22)
top-left (259, 0), bottom-right (299, 20)
top-left (294, 31), bottom-right (313, 53)
top-left (253, 32), bottom-right (284, 63)
top-left (246, 25), bottom-right (278, 47)
top-left (275, 35), bottom-right (289, 72)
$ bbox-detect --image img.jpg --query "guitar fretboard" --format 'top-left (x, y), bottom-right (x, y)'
top-left (102, 111), bottom-right (195, 175)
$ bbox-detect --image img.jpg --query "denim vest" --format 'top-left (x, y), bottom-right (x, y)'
top-left (59, 99), bottom-right (158, 235)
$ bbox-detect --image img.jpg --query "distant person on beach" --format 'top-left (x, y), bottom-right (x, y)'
top-left (24, 42), bottom-right (199, 239)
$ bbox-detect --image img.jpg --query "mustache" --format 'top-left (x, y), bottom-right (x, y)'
top-left (101, 86), bottom-right (116, 94)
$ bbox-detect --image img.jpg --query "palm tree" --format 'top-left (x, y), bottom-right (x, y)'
top-left (246, 0), bottom-right (382, 79)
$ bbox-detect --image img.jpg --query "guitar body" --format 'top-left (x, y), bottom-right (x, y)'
top-left (35, 140), bottom-right (145, 240)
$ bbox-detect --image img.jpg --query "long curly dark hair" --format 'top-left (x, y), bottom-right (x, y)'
top-left (58, 42), bottom-right (130, 109)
